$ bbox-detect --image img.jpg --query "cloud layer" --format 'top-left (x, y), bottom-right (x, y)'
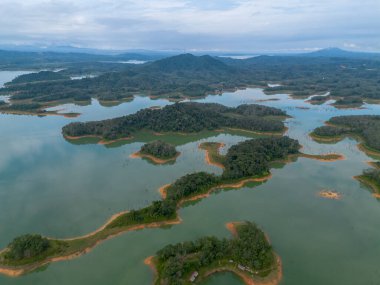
top-left (0, 0), bottom-right (379, 52)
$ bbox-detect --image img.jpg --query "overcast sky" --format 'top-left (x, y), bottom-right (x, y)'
top-left (0, 0), bottom-right (379, 52)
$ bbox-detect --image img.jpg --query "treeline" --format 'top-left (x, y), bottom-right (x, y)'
top-left (312, 115), bottom-right (380, 151)
top-left (5, 71), bottom-right (69, 86)
top-left (62, 102), bottom-right (287, 140)
top-left (155, 222), bottom-right (275, 284)
top-left (333, 96), bottom-right (363, 107)
top-left (140, 141), bottom-right (178, 159)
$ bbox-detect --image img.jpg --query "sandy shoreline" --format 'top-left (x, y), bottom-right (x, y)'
top-left (144, 222), bottom-right (282, 285)
top-left (300, 153), bottom-right (345, 162)
top-left (199, 142), bottom-right (225, 169)
top-left (130, 151), bottom-right (180, 164)
top-left (64, 135), bottom-right (132, 145)
top-left (318, 190), bottom-right (342, 200)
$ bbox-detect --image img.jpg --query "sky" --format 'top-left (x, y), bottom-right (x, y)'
top-left (0, 0), bottom-right (379, 52)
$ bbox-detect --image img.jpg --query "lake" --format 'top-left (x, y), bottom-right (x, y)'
top-left (0, 71), bottom-right (380, 285)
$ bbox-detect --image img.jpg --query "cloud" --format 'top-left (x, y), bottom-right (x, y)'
top-left (0, 0), bottom-right (379, 51)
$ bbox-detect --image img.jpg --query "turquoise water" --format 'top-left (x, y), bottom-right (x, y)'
top-left (0, 72), bottom-right (380, 284)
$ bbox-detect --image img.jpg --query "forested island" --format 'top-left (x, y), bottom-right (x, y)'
top-left (1, 51), bottom-right (380, 115)
top-left (146, 222), bottom-right (281, 285)
top-left (131, 141), bottom-right (180, 164)
top-left (62, 102), bottom-right (288, 142)
top-left (311, 115), bottom-right (380, 154)
top-left (0, 136), bottom-right (303, 276)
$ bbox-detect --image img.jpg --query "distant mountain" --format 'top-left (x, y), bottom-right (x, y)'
top-left (304, 47), bottom-right (380, 60)
top-left (0, 49), bottom-right (165, 69)
top-left (145, 53), bottom-right (233, 73)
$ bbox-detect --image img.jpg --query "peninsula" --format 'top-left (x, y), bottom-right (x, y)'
top-left (310, 115), bottom-right (380, 156)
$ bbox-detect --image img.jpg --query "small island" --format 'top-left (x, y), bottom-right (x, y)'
top-left (355, 168), bottom-right (380, 198)
top-left (131, 141), bottom-right (180, 164)
top-left (310, 115), bottom-right (380, 157)
top-left (318, 190), bottom-right (342, 200)
top-left (146, 222), bottom-right (281, 285)
top-left (62, 102), bottom-right (288, 144)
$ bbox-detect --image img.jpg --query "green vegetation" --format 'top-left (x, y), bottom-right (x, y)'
top-left (62, 102), bottom-right (287, 141)
top-left (4, 235), bottom-right (50, 261)
top-left (311, 115), bottom-right (380, 152)
top-left (357, 168), bottom-right (380, 195)
top-left (0, 136), bottom-right (299, 275)
top-left (152, 222), bottom-right (277, 285)
top-left (5, 71), bottom-right (70, 85)
top-left (140, 141), bottom-right (178, 159)
top-left (2, 53), bottom-right (380, 115)
top-left (222, 137), bottom-right (300, 179)
top-left (332, 96), bottom-right (364, 108)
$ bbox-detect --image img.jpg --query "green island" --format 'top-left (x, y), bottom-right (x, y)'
top-left (131, 141), bottom-right (180, 164)
top-left (0, 135), bottom-right (343, 276)
top-left (145, 221), bottom-right (281, 285)
top-left (310, 115), bottom-right (380, 157)
top-left (355, 168), bottom-right (380, 198)
top-left (331, 96), bottom-right (364, 109)
top-left (1, 52), bottom-right (380, 115)
top-left (62, 102), bottom-right (288, 143)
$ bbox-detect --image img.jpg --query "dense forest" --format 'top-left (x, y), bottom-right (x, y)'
top-left (223, 137), bottom-right (300, 179)
top-left (140, 141), bottom-right (178, 159)
top-left (154, 222), bottom-right (275, 285)
top-left (312, 115), bottom-right (380, 151)
top-left (62, 102), bottom-right (287, 140)
top-left (3, 235), bottom-right (50, 261)
top-left (2, 52), bottom-right (380, 114)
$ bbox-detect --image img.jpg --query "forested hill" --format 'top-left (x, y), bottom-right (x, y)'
top-left (62, 102), bottom-right (287, 140)
top-left (0, 54), bottom-right (251, 106)
top-left (144, 53), bottom-right (234, 74)
top-left (2, 51), bottom-right (380, 115)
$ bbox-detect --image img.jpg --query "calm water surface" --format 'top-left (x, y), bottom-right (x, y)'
top-left (0, 72), bottom-right (380, 285)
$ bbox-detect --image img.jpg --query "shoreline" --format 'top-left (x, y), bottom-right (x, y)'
top-left (130, 151), bottom-right (180, 164)
top-left (199, 142), bottom-right (226, 169)
top-left (354, 175), bottom-right (380, 198)
top-left (0, 144), bottom-right (343, 277)
top-left (144, 222), bottom-right (282, 285)
top-left (64, 135), bottom-right (133, 145)
top-left (318, 190), bottom-right (342, 200)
